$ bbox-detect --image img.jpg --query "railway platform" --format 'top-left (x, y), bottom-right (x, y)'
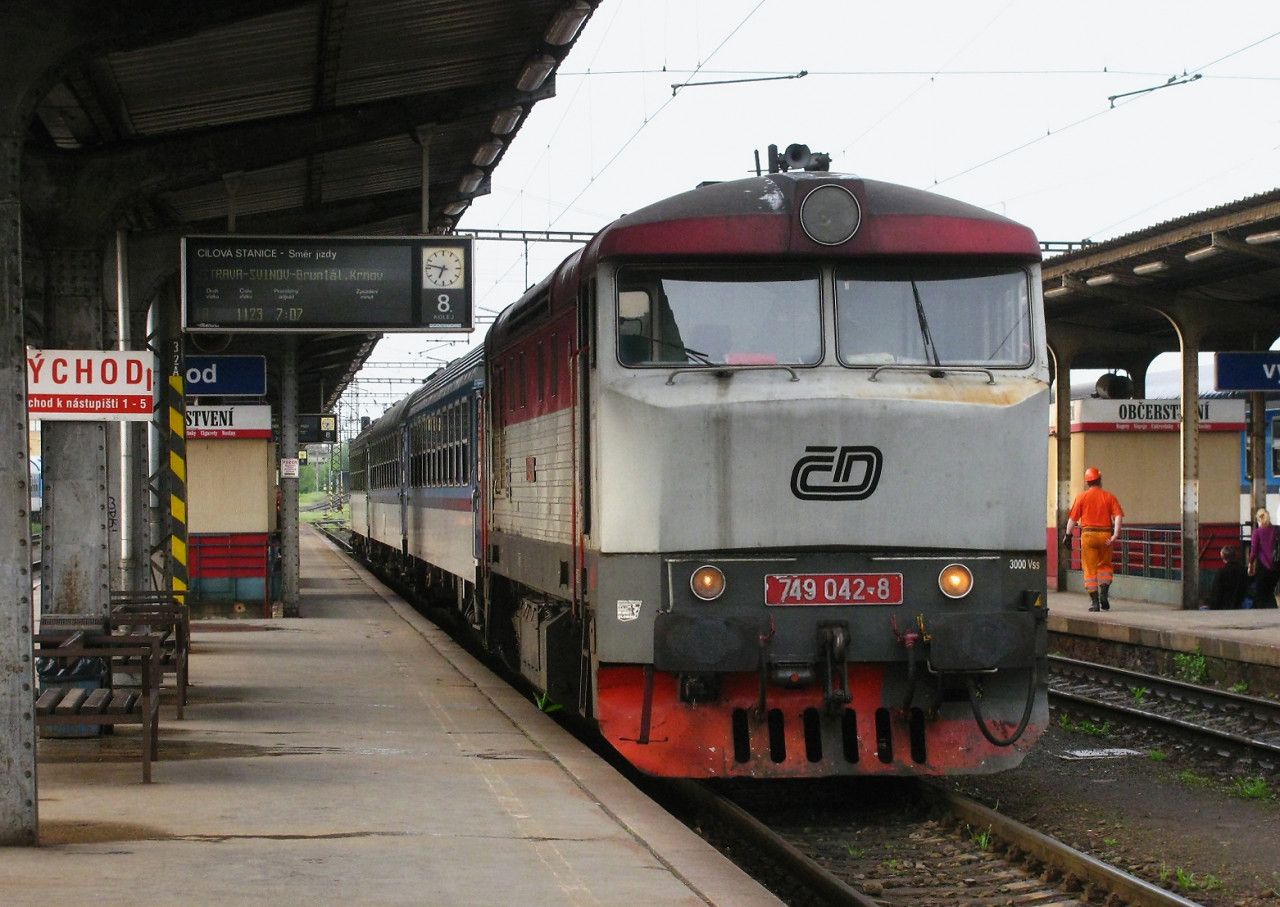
top-left (1047, 589), bottom-right (1280, 671)
top-left (3, 527), bottom-right (778, 906)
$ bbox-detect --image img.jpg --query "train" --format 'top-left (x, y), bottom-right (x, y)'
top-left (348, 170), bottom-right (1051, 778)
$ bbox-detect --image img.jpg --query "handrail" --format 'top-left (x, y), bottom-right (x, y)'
top-left (665, 364), bottom-right (799, 385)
top-left (867, 363), bottom-right (996, 384)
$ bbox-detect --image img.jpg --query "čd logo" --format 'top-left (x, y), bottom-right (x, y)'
top-left (790, 446), bottom-right (883, 501)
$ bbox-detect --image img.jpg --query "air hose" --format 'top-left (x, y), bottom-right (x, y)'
top-left (964, 667), bottom-right (1039, 747)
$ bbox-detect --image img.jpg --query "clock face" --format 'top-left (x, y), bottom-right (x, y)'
top-left (423, 248), bottom-right (464, 288)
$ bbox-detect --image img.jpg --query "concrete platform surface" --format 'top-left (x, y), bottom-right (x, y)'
top-left (1047, 588), bottom-right (1280, 668)
top-left (3, 528), bottom-right (779, 906)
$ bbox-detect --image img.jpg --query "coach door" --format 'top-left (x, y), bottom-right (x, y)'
top-left (398, 423), bottom-right (410, 556)
top-left (470, 390), bottom-right (483, 563)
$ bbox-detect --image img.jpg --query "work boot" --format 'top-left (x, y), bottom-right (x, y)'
top-left (1088, 591), bottom-right (1100, 612)
top-left (1100, 584), bottom-right (1111, 611)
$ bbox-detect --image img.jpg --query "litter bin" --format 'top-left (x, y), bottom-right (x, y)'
top-left (36, 654), bottom-right (108, 738)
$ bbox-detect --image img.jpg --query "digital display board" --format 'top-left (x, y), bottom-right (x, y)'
top-left (299, 414), bottom-right (338, 444)
top-left (182, 235), bottom-right (473, 333)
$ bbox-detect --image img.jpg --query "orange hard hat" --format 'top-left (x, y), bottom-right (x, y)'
top-left (1084, 466), bottom-right (1101, 483)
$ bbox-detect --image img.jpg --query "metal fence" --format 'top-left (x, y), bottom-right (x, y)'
top-left (1065, 524), bottom-right (1250, 583)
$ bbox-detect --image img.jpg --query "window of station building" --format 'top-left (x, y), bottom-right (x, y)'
top-left (1271, 417), bottom-right (1280, 477)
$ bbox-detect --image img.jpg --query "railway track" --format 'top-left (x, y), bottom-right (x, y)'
top-left (320, 526), bottom-right (1206, 905)
top-left (1049, 654), bottom-right (1280, 768)
top-left (668, 777), bottom-right (1198, 906)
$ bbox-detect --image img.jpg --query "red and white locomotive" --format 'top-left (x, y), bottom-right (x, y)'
top-left (349, 170), bottom-right (1050, 778)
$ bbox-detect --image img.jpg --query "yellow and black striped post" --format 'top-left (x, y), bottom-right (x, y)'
top-left (166, 341), bottom-right (188, 604)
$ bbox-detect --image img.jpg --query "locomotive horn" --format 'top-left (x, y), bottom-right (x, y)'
top-left (783, 143), bottom-right (812, 170)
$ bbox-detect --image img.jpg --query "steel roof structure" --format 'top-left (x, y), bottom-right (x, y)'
top-left (15, 0), bottom-right (596, 412)
top-left (1044, 188), bottom-right (1280, 381)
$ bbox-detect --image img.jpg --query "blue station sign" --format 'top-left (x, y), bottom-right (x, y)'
top-left (1214, 352), bottom-right (1280, 391)
top-left (184, 355), bottom-right (267, 397)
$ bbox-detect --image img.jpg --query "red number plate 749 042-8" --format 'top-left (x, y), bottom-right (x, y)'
top-left (764, 573), bottom-right (903, 606)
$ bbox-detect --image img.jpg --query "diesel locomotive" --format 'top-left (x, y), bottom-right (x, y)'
top-left (349, 170), bottom-right (1050, 778)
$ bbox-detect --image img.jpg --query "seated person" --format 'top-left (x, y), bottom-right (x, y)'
top-left (1207, 545), bottom-right (1250, 610)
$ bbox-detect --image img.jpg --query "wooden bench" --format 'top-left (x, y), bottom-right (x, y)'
top-left (110, 590), bottom-right (191, 718)
top-left (34, 631), bottom-right (163, 782)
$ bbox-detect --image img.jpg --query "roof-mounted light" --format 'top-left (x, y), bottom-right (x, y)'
top-left (443, 201), bottom-right (470, 216)
top-left (1132, 261), bottom-right (1168, 276)
top-left (490, 107), bottom-right (523, 136)
top-left (1184, 246), bottom-right (1220, 262)
top-left (472, 140), bottom-right (504, 167)
top-left (545, 1), bottom-right (591, 45)
top-left (517, 54), bottom-right (557, 92)
top-left (1246, 229), bottom-right (1280, 245)
top-left (458, 170), bottom-right (484, 195)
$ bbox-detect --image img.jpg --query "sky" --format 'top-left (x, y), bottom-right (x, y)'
top-left (342, 0), bottom-right (1280, 425)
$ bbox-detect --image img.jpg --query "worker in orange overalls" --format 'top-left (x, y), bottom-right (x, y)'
top-left (1062, 466), bottom-right (1125, 612)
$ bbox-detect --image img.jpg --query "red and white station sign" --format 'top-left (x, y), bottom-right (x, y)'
top-left (185, 404), bottom-right (272, 439)
top-left (26, 348), bottom-right (155, 421)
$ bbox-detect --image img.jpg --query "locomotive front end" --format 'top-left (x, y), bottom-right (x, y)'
top-left (587, 174), bottom-right (1050, 778)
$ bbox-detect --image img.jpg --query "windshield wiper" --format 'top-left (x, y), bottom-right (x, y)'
top-left (630, 334), bottom-right (713, 365)
top-left (910, 281), bottom-right (942, 367)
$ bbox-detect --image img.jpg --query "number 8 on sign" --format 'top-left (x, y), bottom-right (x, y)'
top-left (437, 294), bottom-right (452, 314)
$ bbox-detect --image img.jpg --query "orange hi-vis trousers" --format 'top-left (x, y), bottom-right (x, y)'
top-left (1081, 529), bottom-right (1114, 592)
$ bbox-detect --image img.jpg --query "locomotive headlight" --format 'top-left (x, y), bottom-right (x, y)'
top-left (799, 184), bottom-right (862, 245)
top-left (938, 564), bottom-right (973, 599)
top-left (690, 565), bottom-right (727, 601)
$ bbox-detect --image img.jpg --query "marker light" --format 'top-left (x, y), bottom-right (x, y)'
top-left (690, 565), bottom-right (726, 601)
top-left (938, 563), bottom-right (973, 599)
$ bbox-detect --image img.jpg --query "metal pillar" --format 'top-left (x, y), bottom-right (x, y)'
top-left (1179, 333), bottom-right (1201, 610)
top-left (1052, 348), bottom-right (1073, 593)
top-left (281, 337), bottom-right (300, 616)
top-left (1249, 391), bottom-right (1267, 521)
top-left (41, 247), bottom-right (110, 618)
top-left (1, 125), bottom-right (37, 845)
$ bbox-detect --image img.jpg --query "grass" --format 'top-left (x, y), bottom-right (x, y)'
top-left (1130, 685), bottom-right (1149, 706)
top-left (1230, 680), bottom-right (1250, 694)
top-left (1058, 713), bottom-right (1114, 738)
top-left (1172, 650), bottom-right (1209, 684)
top-left (1147, 749), bottom-right (1168, 762)
top-left (1232, 776), bottom-right (1273, 800)
top-left (1159, 865), bottom-right (1223, 893)
top-left (967, 825), bottom-right (993, 850)
top-left (1178, 769), bottom-right (1213, 788)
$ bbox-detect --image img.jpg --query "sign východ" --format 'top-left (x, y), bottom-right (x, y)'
top-left (26, 348), bottom-right (156, 421)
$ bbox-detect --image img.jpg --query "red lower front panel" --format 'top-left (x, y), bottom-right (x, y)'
top-left (596, 664), bottom-right (1045, 778)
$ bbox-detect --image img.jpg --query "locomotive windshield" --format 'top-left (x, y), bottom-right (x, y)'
top-left (617, 265), bottom-right (821, 367)
top-left (835, 264), bottom-right (1032, 367)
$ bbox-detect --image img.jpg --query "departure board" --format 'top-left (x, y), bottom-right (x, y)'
top-left (182, 235), bottom-right (473, 333)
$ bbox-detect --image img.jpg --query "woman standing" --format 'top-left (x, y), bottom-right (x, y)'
top-left (1248, 508), bottom-right (1280, 609)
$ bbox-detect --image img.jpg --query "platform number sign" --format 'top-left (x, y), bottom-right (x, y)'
top-left (419, 238), bottom-right (472, 331)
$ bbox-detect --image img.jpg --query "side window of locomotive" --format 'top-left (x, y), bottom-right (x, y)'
top-left (617, 267), bottom-right (821, 367)
top-left (834, 265), bottom-right (1032, 367)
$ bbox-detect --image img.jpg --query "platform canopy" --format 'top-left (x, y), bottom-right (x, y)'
top-left (1043, 189), bottom-right (1280, 377)
top-left (15, 0), bottom-right (597, 412)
